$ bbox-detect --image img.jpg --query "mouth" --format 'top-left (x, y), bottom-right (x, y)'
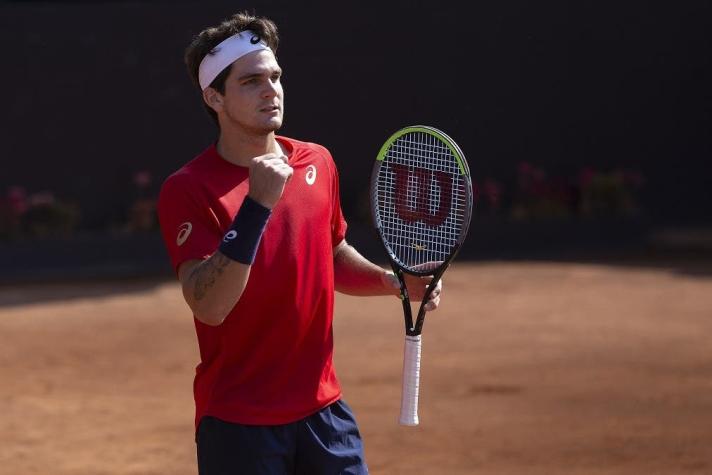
top-left (260, 105), bottom-right (280, 113)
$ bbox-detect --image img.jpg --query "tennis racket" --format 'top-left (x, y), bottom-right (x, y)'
top-left (370, 125), bottom-right (473, 426)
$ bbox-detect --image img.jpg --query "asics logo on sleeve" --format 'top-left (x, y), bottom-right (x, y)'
top-left (176, 222), bottom-right (192, 246)
top-left (305, 165), bottom-right (317, 185)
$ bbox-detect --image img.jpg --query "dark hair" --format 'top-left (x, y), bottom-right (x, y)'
top-left (184, 12), bottom-right (280, 126)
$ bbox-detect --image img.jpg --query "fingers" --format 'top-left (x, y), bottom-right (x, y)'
top-left (418, 275), bottom-right (441, 294)
top-left (424, 293), bottom-right (440, 312)
top-left (429, 278), bottom-right (442, 299)
top-left (251, 155), bottom-right (293, 179)
top-left (251, 155), bottom-right (292, 172)
top-left (409, 262), bottom-right (444, 311)
top-left (402, 273), bottom-right (443, 312)
top-left (250, 152), bottom-right (288, 164)
top-left (411, 260), bottom-right (443, 274)
top-left (250, 154), bottom-right (290, 171)
top-left (248, 153), bottom-right (293, 209)
top-left (424, 277), bottom-right (442, 312)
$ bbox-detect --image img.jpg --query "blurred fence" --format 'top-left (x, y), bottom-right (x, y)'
top-left (1, 0), bottom-right (710, 281)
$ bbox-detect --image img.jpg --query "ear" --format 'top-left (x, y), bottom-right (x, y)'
top-left (202, 87), bottom-right (224, 113)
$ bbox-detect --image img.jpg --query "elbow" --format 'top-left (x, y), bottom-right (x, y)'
top-left (180, 285), bottom-right (227, 326)
top-left (185, 295), bottom-right (233, 327)
top-left (194, 309), bottom-right (228, 326)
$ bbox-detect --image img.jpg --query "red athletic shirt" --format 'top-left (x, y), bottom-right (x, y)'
top-left (157, 136), bottom-right (347, 427)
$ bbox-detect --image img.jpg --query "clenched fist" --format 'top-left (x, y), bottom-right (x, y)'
top-left (247, 153), bottom-right (293, 209)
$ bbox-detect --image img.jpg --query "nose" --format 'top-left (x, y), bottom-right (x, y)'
top-left (261, 79), bottom-right (279, 99)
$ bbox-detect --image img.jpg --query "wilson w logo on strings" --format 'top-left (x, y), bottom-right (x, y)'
top-left (392, 164), bottom-right (453, 226)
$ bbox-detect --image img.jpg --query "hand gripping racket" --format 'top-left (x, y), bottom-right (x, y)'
top-left (370, 125), bottom-right (473, 426)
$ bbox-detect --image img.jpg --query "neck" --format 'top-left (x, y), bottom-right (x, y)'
top-left (216, 127), bottom-right (280, 167)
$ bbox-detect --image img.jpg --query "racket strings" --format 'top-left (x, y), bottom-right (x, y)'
top-left (375, 131), bottom-right (468, 271)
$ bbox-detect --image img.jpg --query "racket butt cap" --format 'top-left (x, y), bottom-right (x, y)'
top-left (399, 416), bottom-right (419, 426)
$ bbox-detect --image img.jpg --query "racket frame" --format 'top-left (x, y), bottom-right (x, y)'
top-left (371, 125), bottom-right (473, 337)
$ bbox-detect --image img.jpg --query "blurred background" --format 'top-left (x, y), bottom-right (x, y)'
top-left (1, 0), bottom-right (710, 282)
top-left (2, 2), bottom-right (712, 475)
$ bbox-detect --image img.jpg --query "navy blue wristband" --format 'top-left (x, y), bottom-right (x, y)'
top-left (218, 196), bottom-right (271, 264)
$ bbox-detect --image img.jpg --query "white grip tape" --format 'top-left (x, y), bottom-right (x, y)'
top-left (399, 334), bottom-right (422, 426)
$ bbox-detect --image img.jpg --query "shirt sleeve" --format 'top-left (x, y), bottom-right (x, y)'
top-left (328, 153), bottom-right (348, 246)
top-left (157, 173), bottom-right (221, 274)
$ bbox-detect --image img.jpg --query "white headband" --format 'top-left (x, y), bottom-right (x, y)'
top-left (198, 30), bottom-right (272, 90)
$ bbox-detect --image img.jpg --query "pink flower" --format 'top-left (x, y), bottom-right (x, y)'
top-left (7, 186), bottom-right (28, 215)
top-left (482, 178), bottom-right (502, 206)
top-left (133, 171), bottom-right (152, 188)
top-left (578, 167), bottom-right (596, 187)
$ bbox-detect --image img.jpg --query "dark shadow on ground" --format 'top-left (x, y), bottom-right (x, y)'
top-left (348, 220), bottom-right (712, 279)
top-left (0, 232), bottom-right (174, 308)
top-left (1, 220), bottom-right (710, 308)
top-left (0, 275), bottom-right (172, 309)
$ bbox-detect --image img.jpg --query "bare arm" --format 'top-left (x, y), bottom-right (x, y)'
top-left (177, 254), bottom-right (251, 326)
top-left (333, 240), bottom-right (398, 297)
top-left (178, 152), bottom-right (293, 326)
top-left (333, 240), bottom-right (443, 311)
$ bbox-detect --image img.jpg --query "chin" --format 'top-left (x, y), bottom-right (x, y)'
top-left (263, 117), bottom-right (283, 132)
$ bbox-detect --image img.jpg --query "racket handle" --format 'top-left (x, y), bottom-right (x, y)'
top-left (399, 334), bottom-right (422, 426)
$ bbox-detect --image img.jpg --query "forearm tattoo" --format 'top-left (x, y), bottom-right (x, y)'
top-left (191, 253), bottom-right (232, 301)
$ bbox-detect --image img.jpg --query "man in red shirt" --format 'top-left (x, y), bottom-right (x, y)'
top-left (158, 11), bottom-right (441, 474)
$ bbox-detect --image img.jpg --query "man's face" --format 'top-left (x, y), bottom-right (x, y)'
top-left (212, 49), bottom-right (284, 135)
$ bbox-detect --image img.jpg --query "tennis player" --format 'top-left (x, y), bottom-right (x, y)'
top-left (158, 12), bottom-right (442, 474)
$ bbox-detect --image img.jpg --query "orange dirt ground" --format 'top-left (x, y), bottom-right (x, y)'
top-left (1, 260), bottom-right (711, 475)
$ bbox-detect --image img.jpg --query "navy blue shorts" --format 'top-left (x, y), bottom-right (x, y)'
top-left (196, 399), bottom-right (368, 474)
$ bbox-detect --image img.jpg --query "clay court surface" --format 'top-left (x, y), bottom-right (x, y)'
top-left (1, 260), bottom-right (711, 474)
